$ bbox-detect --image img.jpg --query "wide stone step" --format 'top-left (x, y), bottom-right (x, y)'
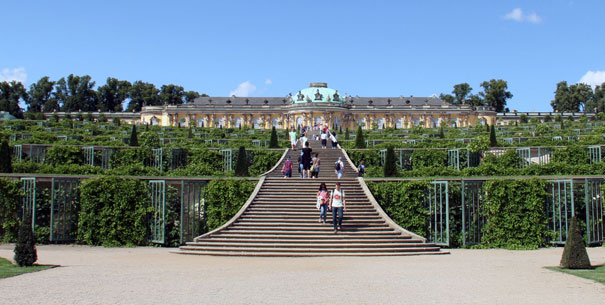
top-left (176, 250), bottom-right (447, 257)
top-left (242, 211), bottom-right (380, 216)
top-left (179, 245), bottom-right (442, 253)
top-left (218, 229), bottom-right (400, 235)
top-left (208, 233), bottom-right (410, 240)
top-left (240, 213), bottom-right (383, 218)
top-left (190, 237), bottom-right (416, 243)
top-left (226, 225), bottom-right (393, 231)
top-left (184, 242), bottom-right (436, 249)
top-left (234, 220), bottom-right (389, 226)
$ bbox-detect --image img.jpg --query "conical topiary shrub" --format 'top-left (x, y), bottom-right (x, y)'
top-left (14, 216), bottom-right (37, 267)
top-left (354, 126), bottom-right (366, 148)
top-left (269, 126), bottom-right (279, 148)
top-left (383, 146), bottom-right (397, 177)
top-left (344, 128), bottom-right (350, 140)
top-left (560, 216), bottom-right (591, 269)
top-left (234, 146), bottom-right (249, 177)
top-left (489, 124), bottom-right (497, 147)
top-left (0, 140), bottom-right (12, 173)
top-left (129, 124), bottom-right (138, 146)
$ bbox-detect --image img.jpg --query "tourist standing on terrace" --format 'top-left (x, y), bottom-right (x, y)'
top-left (320, 130), bottom-right (328, 149)
top-left (311, 153), bottom-right (320, 178)
top-left (289, 128), bottom-right (298, 151)
top-left (301, 141), bottom-right (313, 179)
top-left (329, 182), bottom-right (346, 233)
top-left (282, 156), bottom-right (293, 178)
top-left (316, 182), bottom-right (329, 223)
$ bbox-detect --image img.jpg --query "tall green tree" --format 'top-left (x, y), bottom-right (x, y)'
top-left (439, 93), bottom-right (454, 104)
top-left (354, 126), bottom-right (366, 148)
top-left (585, 82), bottom-right (605, 113)
top-left (14, 215), bottom-right (37, 267)
top-left (479, 79), bottom-right (512, 112)
top-left (551, 81), bottom-right (593, 112)
top-left (0, 81), bottom-right (27, 118)
top-left (98, 77), bottom-right (131, 112)
top-left (159, 84), bottom-right (185, 105)
top-left (0, 140), bottom-right (12, 173)
top-left (234, 146), bottom-right (249, 176)
top-left (453, 83), bottom-right (472, 104)
top-left (489, 124), bottom-right (497, 147)
top-left (184, 91), bottom-right (201, 104)
top-left (27, 76), bottom-right (56, 112)
top-left (55, 74), bottom-right (98, 112)
top-left (127, 81), bottom-right (160, 111)
top-left (383, 146), bottom-right (397, 177)
top-left (129, 124), bottom-right (138, 146)
top-left (269, 126), bottom-right (279, 148)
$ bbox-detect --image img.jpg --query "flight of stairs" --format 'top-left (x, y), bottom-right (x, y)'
top-left (178, 131), bottom-right (447, 256)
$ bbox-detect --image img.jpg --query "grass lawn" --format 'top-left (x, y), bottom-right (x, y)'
top-left (546, 265), bottom-right (605, 284)
top-left (0, 257), bottom-right (52, 279)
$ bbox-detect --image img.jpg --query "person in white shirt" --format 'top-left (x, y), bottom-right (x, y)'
top-left (329, 132), bottom-right (338, 149)
top-left (320, 130), bottom-right (328, 149)
top-left (329, 182), bottom-right (346, 233)
top-left (289, 128), bottom-right (298, 151)
top-left (299, 133), bottom-right (308, 149)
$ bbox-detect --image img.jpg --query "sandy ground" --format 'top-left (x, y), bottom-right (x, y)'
top-left (0, 245), bottom-right (603, 305)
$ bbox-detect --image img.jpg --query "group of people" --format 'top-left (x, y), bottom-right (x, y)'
top-left (283, 126), bottom-right (343, 179)
top-left (316, 182), bottom-right (346, 233)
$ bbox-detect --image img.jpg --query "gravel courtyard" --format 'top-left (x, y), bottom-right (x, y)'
top-left (0, 245), bottom-right (603, 305)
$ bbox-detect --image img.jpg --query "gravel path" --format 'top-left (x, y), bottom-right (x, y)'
top-left (0, 245), bottom-right (603, 304)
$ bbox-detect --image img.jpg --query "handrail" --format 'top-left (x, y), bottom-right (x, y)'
top-left (261, 148), bottom-right (289, 176)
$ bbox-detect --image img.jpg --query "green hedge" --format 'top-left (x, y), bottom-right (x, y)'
top-left (77, 176), bottom-right (151, 246)
top-left (0, 178), bottom-right (22, 242)
top-left (366, 181), bottom-right (430, 237)
top-left (204, 179), bottom-right (256, 232)
top-left (481, 179), bottom-right (551, 249)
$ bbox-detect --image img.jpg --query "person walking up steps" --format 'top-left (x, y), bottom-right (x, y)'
top-left (334, 157), bottom-right (344, 179)
top-left (320, 130), bottom-right (328, 149)
top-left (329, 182), bottom-right (346, 233)
top-left (300, 132), bottom-right (308, 150)
top-left (330, 131), bottom-right (338, 149)
top-left (358, 160), bottom-right (365, 177)
top-left (282, 155), bottom-right (293, 178)
top-left (302, 141), bottom-right (312, 179)
top-left (311, 153), bottom-right (320, 178)
top-left (316, 183), bottom-right (329, 223)
top-left (289, 128), bottom-right (298, 151)
top-left (298, 151), bottom-right (304, 178)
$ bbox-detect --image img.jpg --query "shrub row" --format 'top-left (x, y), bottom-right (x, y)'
top-left (0, 177), bottom-right (255, 246)
top-left (367, 179), bottom-right (553, 249)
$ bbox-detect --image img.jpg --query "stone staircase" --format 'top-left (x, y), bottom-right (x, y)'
top-left (178, 131), bottom-right (447, 256)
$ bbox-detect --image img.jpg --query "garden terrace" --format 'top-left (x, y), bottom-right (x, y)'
top-left (0, 175), bottom-right (257, 247)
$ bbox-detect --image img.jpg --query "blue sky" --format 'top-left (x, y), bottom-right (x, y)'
top-left (1, 0), bottom-right (604, 111)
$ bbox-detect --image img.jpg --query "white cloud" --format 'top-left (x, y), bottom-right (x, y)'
top-left (0, 67), bottom-right (27, 83)
top-left (578, 70), bottom-right (605, 88)
top-left (264, 79), bottom-right (272, 85)
top-left (503, 8), bottom-right (542, 24)
top-left (229, 81), bottom-right (256, 97)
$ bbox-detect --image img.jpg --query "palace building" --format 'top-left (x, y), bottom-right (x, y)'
top-left (140, 82), bottom-right (497, 129)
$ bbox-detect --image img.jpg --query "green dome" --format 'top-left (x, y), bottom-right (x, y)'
top-left (293, 83), bottom-right (344, 104)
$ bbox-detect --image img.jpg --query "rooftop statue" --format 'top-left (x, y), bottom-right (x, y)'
top-left (333, 90), bottom-right (340, 101)
top-left (314, 89), bottom-right (323, 100)
top-left (297, 91), bottom-right (304, 101)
